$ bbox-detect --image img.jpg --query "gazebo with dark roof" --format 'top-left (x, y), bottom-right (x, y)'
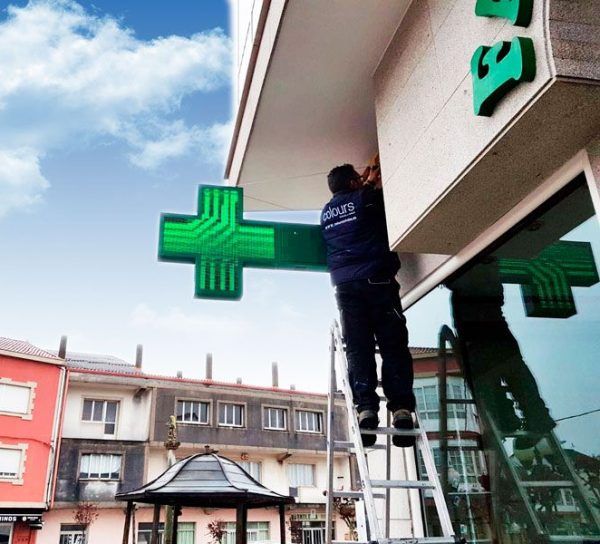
top-left (116, 453), bottom-right (295, 544)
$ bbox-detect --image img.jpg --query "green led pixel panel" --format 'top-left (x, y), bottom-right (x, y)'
top-left (475, 0), bottom-right (533, 27)
top-left (499, 241), bottom-right (599, 318)
top-left (471, 36), bottom-right (536, 116)
top-left (159, 185), bottom-right (327, 300)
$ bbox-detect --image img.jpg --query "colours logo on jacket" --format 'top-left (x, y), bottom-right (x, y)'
top-left (322, 202), bottom-right (356, 229)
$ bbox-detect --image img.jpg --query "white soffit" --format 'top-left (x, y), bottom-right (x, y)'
top-left (232, 0), bottom-right (411, 211)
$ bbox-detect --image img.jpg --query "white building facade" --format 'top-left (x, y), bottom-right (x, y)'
top-left (38, 352), bottom-right (352, 544)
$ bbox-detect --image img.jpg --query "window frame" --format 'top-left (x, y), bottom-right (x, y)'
top-left (175, 398), bottom-right (212, 426)
top-left (81, 398), bottom-right (120, 436)
top-left (137, 522), bottom-right (165, 544)
top-left (287, 462), bottom-right (316, 487)
top-left (238, 460), bottom-right (262, 482)
top-left (59, 524), bottom-right (87, 544)
top-left (294, 408), bottom-right (324, 434)
top-left (0, 378), bottom-right (36, 420)
top-left (217, 401), bottom-right (246, 428)
top-left (262, 404), bottom-right (288, 431)
top-left (0, 442), bottom-right (27, 485)
top-left (223, 521), bottom-right (269, 544)
top-left (78, 452), bottom-right (123, 481)
top-left (0, 524), bottom-right (13, 543)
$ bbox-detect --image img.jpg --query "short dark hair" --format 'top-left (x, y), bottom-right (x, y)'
top-left (327, 164), bottom-right (357, 194)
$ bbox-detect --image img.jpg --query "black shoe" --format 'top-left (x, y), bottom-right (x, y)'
top-left (358, 409), bottom-right (379, 448)
top-left (392, 409), bottom-right (416, 448)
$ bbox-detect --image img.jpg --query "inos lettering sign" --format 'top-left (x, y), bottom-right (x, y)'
top-left (472, 0), bottom-right (536, 116)
top-left (159, 185), bottom-right (327, 300)
top-left (499, 241), bottom-right (600, 318)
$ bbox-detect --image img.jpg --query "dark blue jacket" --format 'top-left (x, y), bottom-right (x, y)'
top-left (320, 186), bottom-right (400, 285)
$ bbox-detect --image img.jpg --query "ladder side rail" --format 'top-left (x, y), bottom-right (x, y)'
top-left (439, 325), bottom-right (545, 537)
top-left (385, 409), bottom-right (392, 540)
top-left (332, 322), bottom-right (383, 541)
top-left (545, 430), bottom-right (600, 531)
top-left (438, 326), bottom-right (450, 499)
top-left (325, 328), bottom-right (337, 544)
top-left (415, 410), bottom-right (455, 538)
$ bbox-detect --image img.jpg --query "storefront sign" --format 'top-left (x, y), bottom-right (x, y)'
top-left (159, 185), bottom-right (327, 300)
top-left (499, 241), bottom-right (599, 318)
top-left (0, 514), bottom-right (42, 524)
top-left (472, 0), bottom-right (536, 116)
top-left (475, 0), bottom-right (533, 27)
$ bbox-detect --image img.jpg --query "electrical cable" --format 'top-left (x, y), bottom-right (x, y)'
top-left (555, 407), bottom-right (600, 422)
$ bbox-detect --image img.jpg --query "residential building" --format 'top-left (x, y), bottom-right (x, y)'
top-left (0, 338), bottom-right (67, 544)
top-left (226, 1), bottom-right (600, 541)
top-left (38, 348), bottom-right (352, 544)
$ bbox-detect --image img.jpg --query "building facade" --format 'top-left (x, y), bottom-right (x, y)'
top-left (38, 351), bottom-right (352, 544)
top-left (0, 338), bottom-right (67, 544)
top-left (227, 1), bottom-right (600, 542)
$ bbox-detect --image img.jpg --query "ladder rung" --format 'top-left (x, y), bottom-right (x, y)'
top-left (444, 445), bottom-right (482, 451)
top-left (444, 398), bottom-right (475, 405)
top-left (520, 480), bottom-right (574, 488)
top-left (502, 430), bottom-right (542, 438)
top-left (389, 539), bottom-right (458, 544)
top-left (448, 490), bottom-right (492, 496)
top-left (336, 538), bottom-right (457, 544)
top-left (332, 490), bottom-right (386, 499)
top-left (332, 541), bottom-right (457, 544)
top-left (370, 479), bottom-right (436, 489)
top-left (547, 536), bottom-right (600, 542)
top-left (360, 427), bottom-right (421, 436)
top-left (334, 440), bottom-right (387, 451)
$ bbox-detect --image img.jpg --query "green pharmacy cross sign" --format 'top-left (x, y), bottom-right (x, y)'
top-left (499, 241), bottom-right (599, 318)
top-left (159, 185), bottom-right (327, 300)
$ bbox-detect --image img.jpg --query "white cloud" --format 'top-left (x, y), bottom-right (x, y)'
top-left (130, 303), bottom-right (249, 335)
top-left (0, 148), bottom-right (49, 216)
top-left (129, 120), bottom-right (232, 170)
top-left (0, 0), bottom-right (232, 215)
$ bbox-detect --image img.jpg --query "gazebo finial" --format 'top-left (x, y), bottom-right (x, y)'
top-left (164, 415), bottom-right (181, 450)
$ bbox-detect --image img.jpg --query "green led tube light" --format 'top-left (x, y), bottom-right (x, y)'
top-left (159, 185), bottom-right (328, 300)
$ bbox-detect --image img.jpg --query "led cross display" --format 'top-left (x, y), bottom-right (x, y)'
top-left (499, 241), bottom-right (599, 318)
top-left (159, 185), bottom-right (327, 300)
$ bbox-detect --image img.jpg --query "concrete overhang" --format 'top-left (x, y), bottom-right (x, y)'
top-left (226, 0), bottom-right (412, 211)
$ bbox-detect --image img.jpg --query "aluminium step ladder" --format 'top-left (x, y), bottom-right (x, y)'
top-left (325, 321), bottom-right (456, 544)
top-left (438, 325), bottom-right (600, 542)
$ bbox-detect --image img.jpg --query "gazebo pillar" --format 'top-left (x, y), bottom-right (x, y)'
top-left (171, 505), bottom-right (181, 544)
top-left (122, 501), bottom-right (134, 544)
top-left (279, 504), bottom-right (287, 544)
top-left (236, 503), bottom-right (248, 544)
top-left (150, 504), bottom-right (161, 544)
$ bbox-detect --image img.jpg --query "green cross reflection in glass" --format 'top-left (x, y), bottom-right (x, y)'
top-left (499, 241), bottom-right (599, 318)
top-left (159, 185), bottom-right (327, 300)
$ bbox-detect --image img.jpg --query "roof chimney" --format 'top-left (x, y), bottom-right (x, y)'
top-left (290, 384), bottom-right (296, 391)
top-left (272, 362), bottom-right (279, 388)
top-left (236, 377), bottom-right (242, 384)
top-left (58, 336), bottom-right (67, 359)
top-left (176, 371), bottom-right (183, 379)
top-left (135, 344), bottom-right (143, 369)
top-left (205, 353), bottom-right (213, 380)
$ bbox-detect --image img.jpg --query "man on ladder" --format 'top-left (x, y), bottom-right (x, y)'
top-left (320, 158), bottom-right (415, 448)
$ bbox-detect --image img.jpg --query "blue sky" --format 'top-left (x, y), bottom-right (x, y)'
top-left (0, 0), bottom-right (347, 391)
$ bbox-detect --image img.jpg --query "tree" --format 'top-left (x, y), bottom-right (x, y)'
top-left (334, 497), bottom-right (358, 541)
top-left (73, 502), bottom-right (99, 544)
top-left (207, 519), bottom-right (226, 544)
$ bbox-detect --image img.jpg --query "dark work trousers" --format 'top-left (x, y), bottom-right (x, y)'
top-left (335, 278), bottom-right (416, 414)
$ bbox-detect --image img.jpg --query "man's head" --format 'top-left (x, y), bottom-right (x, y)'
top-left (327, 164), bottom-right (361, 194)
